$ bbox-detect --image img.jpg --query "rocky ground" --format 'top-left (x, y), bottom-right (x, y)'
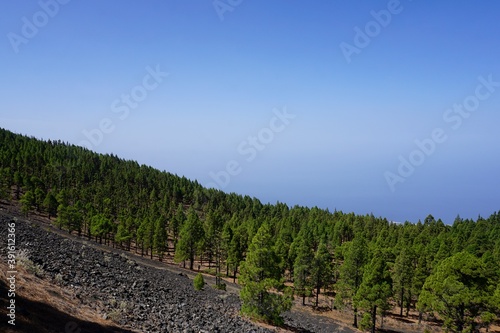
top-left (0, 210), bottom-right (354, 333)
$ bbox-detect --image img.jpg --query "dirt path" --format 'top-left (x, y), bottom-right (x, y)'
top-left (0, 202), bottom-right (242, 296)
top-left (1, 201), bottom-right (357, 333)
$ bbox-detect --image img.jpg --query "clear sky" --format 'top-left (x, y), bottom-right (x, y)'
top-left (1, 1), bottom-right (499, 224)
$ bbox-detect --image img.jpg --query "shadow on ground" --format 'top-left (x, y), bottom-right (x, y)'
top-left (0, 278), bottom-right (135, 333)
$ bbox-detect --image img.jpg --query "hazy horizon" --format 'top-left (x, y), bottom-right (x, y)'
top-left (2, 1), bottom-right (499, 224)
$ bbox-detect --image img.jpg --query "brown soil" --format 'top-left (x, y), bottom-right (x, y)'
top-left (0, 260), bottom-right (138, 333)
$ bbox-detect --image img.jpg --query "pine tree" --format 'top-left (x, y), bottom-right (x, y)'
top-left (136, 218), bottom-right (147, 256)
top-left (154, 217), bottom-right (168, 261)
top-left (239, 222), bottom-right (292, 325)
top-left (412, 240), bottom-right (433, 324)
top-left (418, 251), bottom-right (497, 332)
top-left (0, 168), bottom-right (11, 200)
top-left (311, 241), bottom-right (333, 308)
top-left (227, 225), bottom-right (245, 283)
top-left (34, 187), bottom-right (45, 212)
top-left (203, 209), bottom-right (221, 270)
top-left (115, 221), bottom-right (131, 250)
top-left (20, 190), bottom-right (34, 216)
top-left (172, 203), bottom-right (186, 248)
top-left (13, 171), bottom-right (22, 200)
top-left (335, 236), bottom-right (368, 327)
top-left (193, 273), bottom-right (205, 291)
top-left (144, 216), bottom-right (155, 259)
top-left (354, 253), bottom-right (392, 333)
top-left (2, 127), bottom-right (500, 332)
top-left (393, 247), bottom-right (414, 316)
top-left (293, 235), bottom-right (314, 305)
top-left (221, 222), bottom-right (233, 277)
top-left (174, 208), bottom-right (204, 270)
top-left (56, 203), bottom-right (68, 229)
top-left (208, 210), bottom-right (225, 288)
top-left (67, 201), bottom-right (84, 236)
top-left (90, 213), bottom-right (112, 244)
top-left (274, 227), bottom-right (294, 281)
top-left (43, 192), bottom-right (58, 219)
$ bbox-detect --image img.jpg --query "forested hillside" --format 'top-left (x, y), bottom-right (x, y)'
top-left (1, 127), bottom-right (499, 332)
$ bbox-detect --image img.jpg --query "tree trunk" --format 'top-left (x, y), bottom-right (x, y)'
top-left (258, 291), bottom-right (264, 315)
top-left (400, 287), bottom-right (404, 316)
top-left (406, 291), bottom-right (411, 317)
top-left (371, 305), bottom-right (377, 333)
top-left (457, 304), bottom-right (465, 333)
top-left (316, 285), bottom-right (320, 308)
top-left (215, 250), bottom-right (221, 287)
top-left (354, 275), bottom-right (360, 327)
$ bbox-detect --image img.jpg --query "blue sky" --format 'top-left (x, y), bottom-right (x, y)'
top-left (1, 1), bottom-right (499, 224)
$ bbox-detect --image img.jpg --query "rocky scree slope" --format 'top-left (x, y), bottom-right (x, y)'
top-left (0, 214), bottom-right (272, 333)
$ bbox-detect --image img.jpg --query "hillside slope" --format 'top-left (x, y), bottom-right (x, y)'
top-left (0, 210), bottom-right (274, 332)
top-left (1, 127), bottom-right (499, 332)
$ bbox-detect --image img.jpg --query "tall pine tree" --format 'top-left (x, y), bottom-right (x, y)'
top-left (335, 236), bottom-right (368, 327)
top-left (393, 247), bottom-right (414, 316)
top-left (240, 222), bottom-right (292, 325)
top-left (174, 207), bottom-right (204, 270)
top-left (354, 253), bottom-right (392, 333)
